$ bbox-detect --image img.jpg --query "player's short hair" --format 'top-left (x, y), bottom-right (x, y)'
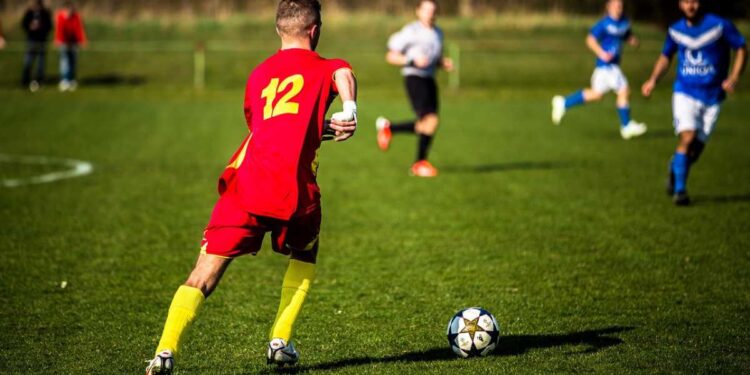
top-left (417, 0), bottom-right (438, 7)
top-left (276, 0), bottom-right (321, 38)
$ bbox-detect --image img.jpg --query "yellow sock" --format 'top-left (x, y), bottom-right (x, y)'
top-left (155, 285), bottom-right (205, 355)
top-left (269, 259), bottom-right (316, 341)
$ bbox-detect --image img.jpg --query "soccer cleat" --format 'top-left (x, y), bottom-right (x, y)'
top-left (267, 338), bottom-right (299, 366)
top-left (673, 191), bottom-right (691, 206)
top-left (620, 121), bottom-right (647, 140)
top-left (551, 95), bottom-right (566, 125)
top-left (375, 116), bottom-right (392, 151)
top-left (58, 80), bottom-right (70, 92)
top-left (145, 350), bottom-right (174, 375)
top-left (409, 160), bottom-right (438, 178)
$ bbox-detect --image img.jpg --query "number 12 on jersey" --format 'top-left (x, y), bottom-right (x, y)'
top-left (261, 74), bottom-right (304, 120)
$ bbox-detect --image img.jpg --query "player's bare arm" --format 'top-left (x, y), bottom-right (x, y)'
top-left (642, 54), bottom-right (673, 97)
top-left (586, 34), bottom-right (612, 62)
top-left (329, 68), bottom-right (358, 142)
top-left (386, 50), bottom-right (431, 69)
top-left (723, 46), bottom-right (747, 94)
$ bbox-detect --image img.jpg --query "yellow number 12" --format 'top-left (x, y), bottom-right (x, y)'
top-left (261, 74), bottom-right (304, 120)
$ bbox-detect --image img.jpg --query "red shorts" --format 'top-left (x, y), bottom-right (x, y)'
top-left (200, 195), bottom-right (321, 258)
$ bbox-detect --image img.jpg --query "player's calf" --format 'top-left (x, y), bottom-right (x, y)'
top-left (416, 113), bottom-right (439, 135)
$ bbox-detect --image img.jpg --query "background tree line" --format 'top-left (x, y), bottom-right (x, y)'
top-left (0, 0), bottom-right (747, 23)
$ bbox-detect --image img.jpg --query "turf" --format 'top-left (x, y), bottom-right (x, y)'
top-left (0, 17), bottom-right (749, 374)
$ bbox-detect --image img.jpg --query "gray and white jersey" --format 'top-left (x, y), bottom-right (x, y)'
top-left (387, 21), bottom-right (444, 78)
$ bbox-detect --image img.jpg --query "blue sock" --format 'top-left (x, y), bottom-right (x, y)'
top-left (617, 106), bottom-right (631, 127)
top-left (672, 152), bottom-right (689, 194)
top-left (564, 90), bottom-right (585, 109)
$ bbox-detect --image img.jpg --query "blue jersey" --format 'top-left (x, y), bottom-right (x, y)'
top-left (590, 16), bottom-right (632, 67)
top-left (663, 13), bottom-right (746, 105)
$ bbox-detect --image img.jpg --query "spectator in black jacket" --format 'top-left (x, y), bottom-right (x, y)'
top-left (22, 0), bottom-right (53, 91)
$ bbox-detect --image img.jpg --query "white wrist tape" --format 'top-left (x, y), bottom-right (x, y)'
top-left (342, 100), bottom-right (357, 116)
top-left (332, 100), bottom-right (358, 122)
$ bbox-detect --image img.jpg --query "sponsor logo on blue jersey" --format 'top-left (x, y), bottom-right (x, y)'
top-left (663, 14), bottom-right (746, 105)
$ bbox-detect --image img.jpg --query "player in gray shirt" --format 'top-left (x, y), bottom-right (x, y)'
top-left (376, 0), bottom-right (453, 177)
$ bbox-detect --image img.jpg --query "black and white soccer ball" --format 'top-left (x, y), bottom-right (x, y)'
top-left (446, 307), bottom-right (501, 358)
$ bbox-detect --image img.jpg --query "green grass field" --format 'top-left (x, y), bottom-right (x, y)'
top-left (1, 17), bottom-right (749, 374)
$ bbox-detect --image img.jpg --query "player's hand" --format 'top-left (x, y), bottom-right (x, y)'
top-left (0, 37), bottom-right (5, 50)
top-left (442, 57), bottom-right (454, 72)
top-left (641, 79), bottom-right (656, 98)
top-left (413, 55), bottom-right (431, 69)
top-left (628, 36), bottom-right (640, 48)
top-left (598, 51), bottom-right (614, 63)
top-left (329, 118), bottom-right (356, 142)
top-left (722, 77), bottom-right (738, 94)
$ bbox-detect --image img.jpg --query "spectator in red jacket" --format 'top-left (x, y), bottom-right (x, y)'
top-left (54, 1), bottom-right (87, 91)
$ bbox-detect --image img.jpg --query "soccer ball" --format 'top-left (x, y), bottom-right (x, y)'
top-left (446, 307), bottom-right (501, 358)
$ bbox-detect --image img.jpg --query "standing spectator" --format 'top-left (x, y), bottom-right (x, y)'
top-left (0, 19), bottom-right (7, 49)
top-left (54, 1), bottom-right (86, 92)
top-left (21, 0), bottom-right (53, 92)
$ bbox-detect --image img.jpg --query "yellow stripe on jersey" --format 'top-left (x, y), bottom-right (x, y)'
top-left (226, 134), bottom-right (252, 170)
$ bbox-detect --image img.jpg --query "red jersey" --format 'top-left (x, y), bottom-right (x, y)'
top-left (54, 10), bottom-right (86, 45)
top-left (218, 49), bottom-right (351, 220)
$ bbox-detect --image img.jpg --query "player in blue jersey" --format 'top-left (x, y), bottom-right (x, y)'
top-left (552, 0), bottom-right (647, 140)
top-left (642, 0), bottom-right (746, 206)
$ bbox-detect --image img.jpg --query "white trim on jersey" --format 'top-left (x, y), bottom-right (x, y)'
top-left (668, 25), bottom-right (724, 50)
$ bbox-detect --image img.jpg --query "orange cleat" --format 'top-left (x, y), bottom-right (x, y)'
top-left (376, 116), bottom-right (392, 151)
top-left (410, 160), bottom-right (438, 178)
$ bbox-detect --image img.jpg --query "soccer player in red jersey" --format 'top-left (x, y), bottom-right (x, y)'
top-left (145, 1), bottom-right (357, 373)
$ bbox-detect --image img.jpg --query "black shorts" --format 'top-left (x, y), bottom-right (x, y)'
top-left (405, 75), bottom-right (438, 118)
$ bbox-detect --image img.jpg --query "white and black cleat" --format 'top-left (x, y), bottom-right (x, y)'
top-left (267, 338), bottom-right (299, 366)
top-left (145, 350), bottom-right (174, 375)
top-left (551, 95), bottom-right (566, 125)
top-left (620, 121), bottom-right (647, 140)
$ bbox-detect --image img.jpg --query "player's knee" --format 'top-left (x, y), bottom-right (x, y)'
top-left (616, 89), bottom-right (630, 105)
top-left (184, 258), bottom-right (228, 296)
top-left (419, 114), bottom-right (439, 135)
top-left (585, 90), bottom-right (603, 102)
top-left (184, 273), bottom-right (212, 296)
top-left (676, 131), bottom-right (696, 152)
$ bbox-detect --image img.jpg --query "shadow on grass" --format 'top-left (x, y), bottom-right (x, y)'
top-left (642, 128), bottom-right (675, 139)
top-left (442, 161), bottom-right (572, 174)
top-left (270, 326), bottom-right (633, 373)
top-left (2, 74), bottom-right (146, 89)
top-left (692, 193), bottom-right (750, 205)
top-left (79, 74), bottom-right (147, 86)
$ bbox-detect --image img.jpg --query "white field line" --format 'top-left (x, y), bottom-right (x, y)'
top-left (0, 154), bottom-right (94, 188)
